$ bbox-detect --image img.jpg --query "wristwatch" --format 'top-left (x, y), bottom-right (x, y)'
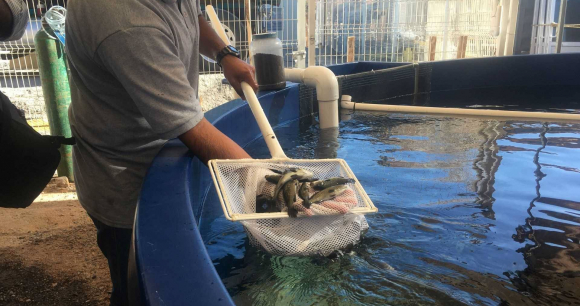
top-left (216, 45), bottom-right (240, 67)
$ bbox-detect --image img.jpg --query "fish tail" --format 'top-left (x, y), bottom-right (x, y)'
top-left (288, 207), bottom-right (298, 218)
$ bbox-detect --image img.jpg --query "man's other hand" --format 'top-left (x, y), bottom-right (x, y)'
top-left (221, 56), bottom-right (258, 100)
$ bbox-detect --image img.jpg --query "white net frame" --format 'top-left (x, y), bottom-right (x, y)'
top-left (209, 157), bottom-right (376, 255)
top-left (209, 158), bottom-right (377, 221)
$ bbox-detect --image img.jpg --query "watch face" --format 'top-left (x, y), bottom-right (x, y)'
top-left (227, 45), bottom-right (240, 54)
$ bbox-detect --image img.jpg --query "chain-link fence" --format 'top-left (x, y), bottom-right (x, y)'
top-left (1, 0), bottom-right (501, 136)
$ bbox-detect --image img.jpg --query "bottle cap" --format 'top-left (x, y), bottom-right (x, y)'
top-left (254, 32), bottom-right (278, 40)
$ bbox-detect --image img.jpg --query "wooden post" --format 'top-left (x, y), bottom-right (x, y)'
top-left (457, 36), bottom-right (468, 59)
top-left (429, 36), bottom-right (437, 61)
top-left (347, 36), bottom-right (355, 62)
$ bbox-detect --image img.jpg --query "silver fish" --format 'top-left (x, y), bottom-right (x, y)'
top-left (298, 182), bottom-right (311, 208)
top-left (309, 185), bottom-right (348, 204)
top-left (273, 168), bottom-right (314, 200)
top-left (283, 180), bottom-right (299, 217)
top-left (311, 177), bottom-right (355, 190)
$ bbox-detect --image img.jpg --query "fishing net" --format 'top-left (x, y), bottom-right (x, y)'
top-left (209, 159), bottom-right (376, 256)
top-left (243, 213), bottom-right (369, 256)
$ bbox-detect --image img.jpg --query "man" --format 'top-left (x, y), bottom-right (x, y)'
top-left (65, 0), bottom-right (258, 304)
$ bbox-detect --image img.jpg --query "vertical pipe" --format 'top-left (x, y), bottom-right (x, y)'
top-left (504, 0), bottom-right (520, 56)
top-left (555, 0), bottom-right (567, 53)
top-left (34, 29), bottom-right (74, 181)
top-left (497, 0), bottom-right (509, 56)
top-left (544, 0), bottom-right (554, 53)
top-left (442, 0), bottom-right (450, 60)
top-left (297, 0), bottom-right (306, 68)
top-left (308, 0), bottom-right (316, 66)
top-left (244, 0), bottom-right (253, 64)
top-left (529, 0), bottom-right (540, 54)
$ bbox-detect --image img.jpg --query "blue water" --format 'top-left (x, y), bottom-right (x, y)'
top-left (202, 110), bottom-right (580, 305)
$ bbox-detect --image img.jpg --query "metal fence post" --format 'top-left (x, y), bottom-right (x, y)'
top-left (34, 28), bottom-right (74, 182)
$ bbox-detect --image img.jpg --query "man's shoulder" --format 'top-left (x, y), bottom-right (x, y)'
top-left (66, 0), bottom-right (171, 55)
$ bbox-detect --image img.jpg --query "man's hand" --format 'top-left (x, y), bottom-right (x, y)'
top-left (196, 15), bottom-right (258, 99)
top-left (221, 55), bottom-right (258, 100)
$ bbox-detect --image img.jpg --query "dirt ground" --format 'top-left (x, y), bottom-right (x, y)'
top-left (0, 181), bottom-right (111, 306)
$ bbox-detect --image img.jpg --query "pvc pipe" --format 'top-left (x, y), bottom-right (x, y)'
top-left (504, 0), bottom-right (520, 56)
top-left (207, 10), bottom-right (287, 158)
top-left (555, 0), bottom-right (567, 53)
top-left (244, 0), bottom-right (253, 64)
top-left (497, 0), bottom-right (509, 56)
top-left (285, 66), bottom-right (339, 129)
top-left (341, 101), bottom-right (580, 123)
top-left (241, 82), bottom-right (288, 159)
top-left (308, 0), bottom-right (316, 66)
top-left (297, 0), bottom-right (307, 68)
top-left (490, 4), bottom-right (502, 36)
top-left (441, 0), bottom-right (450, 60)
top-left (206, 5), bottom-right (231, 46)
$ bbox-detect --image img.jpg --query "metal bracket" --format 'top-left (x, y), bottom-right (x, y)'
top-left (292, 50), bottom-right (306, 60)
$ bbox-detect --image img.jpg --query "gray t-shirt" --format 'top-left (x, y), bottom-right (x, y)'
top-left (66, 0), bottom-right (203, 228)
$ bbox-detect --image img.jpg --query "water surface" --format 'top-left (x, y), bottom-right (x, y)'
top-left (202, 106), bottom-right (580, 305)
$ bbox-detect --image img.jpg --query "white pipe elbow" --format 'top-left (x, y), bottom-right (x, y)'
top-left (284, 67), bottom-right (339, 129)
top-left (285, 67), bottom-right (339, 102)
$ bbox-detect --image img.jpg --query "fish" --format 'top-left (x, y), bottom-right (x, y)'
top-left (298, 182), bottom-right (311, 208)
top-left (267, 174), bottom-right (318, 184)
top-left (309, 185), bottom-right (348, 204)
top-left (311, 177), bottom-right (355, 190)
top-left (265, 175), bottom-right (281, 184)
top-left (256, 194), bottom-right (278, 213)
top-left (283, 179), bottom-right (299, 217)
top-left (273, 168), bottom-right (314, 200)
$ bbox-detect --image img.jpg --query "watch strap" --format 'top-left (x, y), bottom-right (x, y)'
top-left (216, 46), bottom-right (240, 67)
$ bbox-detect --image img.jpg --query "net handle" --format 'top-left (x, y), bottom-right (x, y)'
top-left (207, 5), bottom-right (287, 159)
top-left (241, 82), bottom-right (288, 159)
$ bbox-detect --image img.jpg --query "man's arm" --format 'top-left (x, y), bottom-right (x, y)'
top-left (178, 118), bottom-right (250, 164)
top-left (96, 27), bottom-right (251, 161)
top-left (198, 15), bottom-right (258, 100)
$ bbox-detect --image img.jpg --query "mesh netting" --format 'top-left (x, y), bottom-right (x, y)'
top-left (209, 159), bottom-right (375, 256)
top-left (243, 214), bottom-right (369, 256)
top-left (338, 63), bottom-right (433, 105)
top-left (211, 159), bottom-right (375, 218)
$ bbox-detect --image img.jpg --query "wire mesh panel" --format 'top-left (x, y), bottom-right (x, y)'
top-left (199, 0), bottom-right (300, 73)
top-left (530, 0), bottom-right (558, 54)
top-left (0, 0), bottom-right (67, 136)
top-left (315, 0), bottom-right (497, 65)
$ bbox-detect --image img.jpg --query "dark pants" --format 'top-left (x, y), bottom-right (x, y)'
top-left (89, 215), bottom-right (133, 306)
